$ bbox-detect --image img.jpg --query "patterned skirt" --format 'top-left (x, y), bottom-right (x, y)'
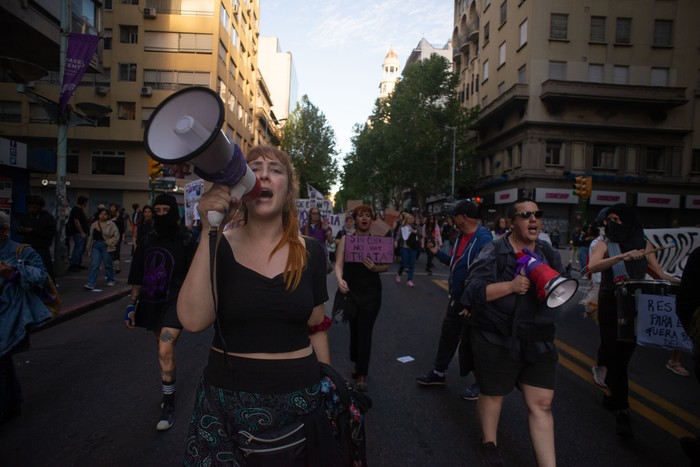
top-left (183, 366), bottom-right (321, 466)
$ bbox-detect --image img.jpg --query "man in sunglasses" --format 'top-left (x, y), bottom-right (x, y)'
top-left (461, 198), bottom-right (564, 467)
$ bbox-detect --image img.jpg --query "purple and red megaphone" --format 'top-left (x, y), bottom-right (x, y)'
top-left (515, 248), bottom-right (578, 308)
top-left (144, 87), bottom-right (261, 227)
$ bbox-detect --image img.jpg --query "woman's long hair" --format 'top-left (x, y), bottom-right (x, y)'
top-left (244, 145), bottom-right (306, 290)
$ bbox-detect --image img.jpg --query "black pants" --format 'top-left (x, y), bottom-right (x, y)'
top-left (33, 246), bottom-right (55, 283)
top-left (598, 294), bottom-right (636, 410)
top-left (434, 298), bottom-right (465, 373)
top-left (348, 302), bottom-right (381, 376)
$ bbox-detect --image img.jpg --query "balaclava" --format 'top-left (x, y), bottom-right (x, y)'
top-left (153, 193), bottom-right (180, 237)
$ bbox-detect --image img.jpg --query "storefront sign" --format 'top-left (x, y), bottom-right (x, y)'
top-left (637, 193), bottom-right (680, 208)
top-left (494, 188), bottom-right (518, 205)
top-left (685, 195), bottom-right (700, 209)
top-left (535, 188), bottom-right (577, 204)
top-left (0, 138), bottom-right (27, 169)
top-left (589, 191), bottom-right (626, 205)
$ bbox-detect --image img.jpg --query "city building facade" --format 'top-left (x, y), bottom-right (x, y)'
top-left (258, 36), bottom-right (298, 123)
top-left (379, 48), bottom-right (400, 100)
top-left (453, 0), bottom-right (700, 235)
top-left (0, 0), bottom-right (275, 218)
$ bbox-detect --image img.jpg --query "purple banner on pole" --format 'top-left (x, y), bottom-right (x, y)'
top-left (59, 33), bottom-right (100, 113)
top-left (344, 235), bottom-right (394, 264)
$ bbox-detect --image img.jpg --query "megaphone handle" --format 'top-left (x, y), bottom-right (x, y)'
top-left (208, 211), bottom-right (225, 228)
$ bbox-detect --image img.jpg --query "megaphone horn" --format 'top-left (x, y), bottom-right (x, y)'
top-left (516, 249), bottom-right (579, 308)
top-left (144, 87), bottom-right (261, 227)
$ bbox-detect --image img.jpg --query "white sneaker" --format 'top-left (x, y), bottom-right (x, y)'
top-left (106, 281), bottom-right (115, 287)
top-left (592, 365), bottom-right (607, 388)
top-left (156, 404), bottom-right (174, 431)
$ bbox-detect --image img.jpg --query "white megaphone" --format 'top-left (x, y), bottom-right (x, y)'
top-left (516, 249), bottom-right (579, 308)
top-left (144, 87), bottom-right (261, 227)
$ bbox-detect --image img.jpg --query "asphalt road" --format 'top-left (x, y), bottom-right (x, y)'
top-left (1, 254), bottom-right (698, 466)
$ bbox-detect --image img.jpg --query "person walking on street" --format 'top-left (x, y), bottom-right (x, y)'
top-left (334, 204), bottom-right (389, 392)
top-left (134, 205), bottom-right (154, 252)
top-left (130, 203), bottom-right (141, 254)
top-left (462, 198), bottom-right (565, 467)
top-left (124, 194), bottom-right (196, 431)
top-left (83, 207), bottom-right (119, 290)
top-left (177, 145), bottom-right (333, 464)
top-left (395, 213), bottom-right (420, 287)
top-left (109, 203), bottom-right (127, 273)
top-left (67, 196), bottom-right (89, 272)
top-left (0, 212), bottom-right (53, 425)
top-left (416, 200), bottom-right (492, 401)
top-left (17, 195), bottom-right (56, 282)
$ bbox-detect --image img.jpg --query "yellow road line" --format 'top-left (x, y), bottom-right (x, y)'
top-left (433, 279), bottom-right (448, 291)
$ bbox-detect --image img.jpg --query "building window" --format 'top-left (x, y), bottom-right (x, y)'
top-left (119, 25), bottom-right (138, 44)
top-left (548, 61), bottom-right (566, 80)
top-left (691, 149), bottom-right (700, 173)
top-left (218, 41), bottom-right (227, 64)
top-left (482, 95), bottom-right (489, 107)
top-left (483, 60), bottom-right (489, 81)
top-left (144, 32), bottom-right (213, 54)
top-left (231, 27), bottom-right (239, 50)
top-left (220, 4), bottom-right (230, 33)
top-left (653, 20), bottom-right (673, 47)
top-left (66, 148), bottom-right (79, 174)
top-left (593, 145), bottom-right (616, 169)
top-left (590, 16), bottom-right (606, 42)
top-left (498, 81), bottom-right (505, 95)
top-left (498, 42), bottom-right (506, 66)
top-left (500, 1), bottom-right (507, 25)
top-left (117, 102), bottom-right (135, 120)
top-left (545, 141), bottom-right (562, 166)
top-left (589, 64), bottom-right (604, 82)
top-left (650, 67), bottom-right (669, 86)
top-left (0, 100), bottom-right (21, 123)
top-left (550, 14), bottom-right (568, 40)
top-left (29, 103), bottom-right (53, 123)
top-left (484, 22), bottom-right (490, 44)
top-left (518, 65), bottom-right (527, 84)
top-left (118, 63), bottom-right (137, 81)
top-left (104, 29), bottom-right (112, 50)
top-left (91, 150), bottom-right (126, 176)
top-left (484, 0), bottom-right (491, 11)
top-left (143, 69), bottom-right (211, 91)
top-left (519, 19), bottom-right (528, 48)
top-left (613, 65), bottom-right (629, 84)
top-left (645, 147), bottom-right (667, 173)
top-left (615, 17), bottom-right (632, 44)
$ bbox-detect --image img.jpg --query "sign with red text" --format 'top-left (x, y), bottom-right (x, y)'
top-left (344, 235), bottom-right (394, 264)
top-left (589, 191), bottom-right (626, 205)
top-left (494, 188), bottom-right (518, 205)
top-left (535, 188), bottom-right (577, 204)
top-left (636, 293), bottom-right (692, 351)
top-left (685, 195), bottom-right (700, 209)
top-left (637, 193), bottom-right (680, 208)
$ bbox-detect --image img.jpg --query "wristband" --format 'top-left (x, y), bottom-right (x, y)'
top-left (124, 304), bottom-right (135, 323)
top-left (308, 315), bottom-right (332, 335)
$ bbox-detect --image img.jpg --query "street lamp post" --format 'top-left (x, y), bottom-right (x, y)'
top-left (445, 126), bottom-right (456, 199)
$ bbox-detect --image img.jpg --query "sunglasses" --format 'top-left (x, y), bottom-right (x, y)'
top-left (510, 210), bottom-right (544, 220)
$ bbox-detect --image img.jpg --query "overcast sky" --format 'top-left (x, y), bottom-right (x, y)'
top-left (259, 0), bottom-right (453, 161)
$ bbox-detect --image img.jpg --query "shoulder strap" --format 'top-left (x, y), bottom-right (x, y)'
top-left (16, 243), bottom-right (28, 260)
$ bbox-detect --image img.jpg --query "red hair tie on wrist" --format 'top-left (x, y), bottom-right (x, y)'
top-left (308, 315), bottom-right (332, 335)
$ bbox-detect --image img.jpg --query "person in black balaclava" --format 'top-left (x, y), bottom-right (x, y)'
top-left (125, 193), bottom-right (196, 432)
top-left (587, 203), bottom-right (648, 438)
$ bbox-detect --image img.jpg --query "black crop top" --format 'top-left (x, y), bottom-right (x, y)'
top-left (213, 236), bottom-right (329, 353)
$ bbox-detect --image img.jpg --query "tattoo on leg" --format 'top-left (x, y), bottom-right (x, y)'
top-left (160, 329), bottom-right (179, 343)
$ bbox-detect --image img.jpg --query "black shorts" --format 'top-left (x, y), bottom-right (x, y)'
top-left (471, 327), bottom-right (558, 396)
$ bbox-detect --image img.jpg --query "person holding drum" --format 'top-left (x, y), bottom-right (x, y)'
top-left (587, 203), bottom-right (649, 438)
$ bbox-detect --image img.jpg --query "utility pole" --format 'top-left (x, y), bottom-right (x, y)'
top-left (53, 0), bottom-right (70, 276)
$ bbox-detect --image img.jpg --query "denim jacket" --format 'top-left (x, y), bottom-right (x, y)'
top-left (0, 238), bottom-right (52, 357)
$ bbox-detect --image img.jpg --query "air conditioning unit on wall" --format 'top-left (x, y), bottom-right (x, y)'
top-left (143, 7), bottom-right (157, 19)
top-left (95, 86), bottom-right (110, 96)
top-left (140, 86), bottom-right (153, 96)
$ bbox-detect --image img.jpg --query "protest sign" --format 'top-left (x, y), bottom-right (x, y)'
top-left (636, 293), bottom-right (692, 351)
top-left (645, 227), bottom-right (700, 278)
top-left (344, 235), bottom-right (394, 264)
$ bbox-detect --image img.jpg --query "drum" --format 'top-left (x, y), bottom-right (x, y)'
top-left (616, 279), bottom-right (671, 342)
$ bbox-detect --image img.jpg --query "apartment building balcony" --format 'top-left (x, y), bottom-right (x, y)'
top-left (540, 80), bottom-right (688, 110)
top-left (467, 19), bottom-right (479, 42)
top-left (474, 83), bottom-right (529, 128)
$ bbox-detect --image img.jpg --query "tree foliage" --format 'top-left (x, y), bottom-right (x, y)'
top-left (281, 95), bottom-right (339, 198)
top-left (338, 54), bottom-right (478, 211)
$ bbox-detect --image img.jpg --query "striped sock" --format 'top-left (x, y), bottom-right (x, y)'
top-left (162, 380), bottom-right (176, 406)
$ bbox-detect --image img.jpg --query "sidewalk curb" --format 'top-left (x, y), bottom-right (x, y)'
top-left (35, 287), bottom-right (131, 332)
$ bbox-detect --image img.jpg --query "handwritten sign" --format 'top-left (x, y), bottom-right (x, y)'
top-left (636, 293), bottom-right (692, 352)
top-left (344, 235), bottom-right (394, 264)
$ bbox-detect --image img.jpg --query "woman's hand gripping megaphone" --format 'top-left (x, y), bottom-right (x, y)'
top-left (197, 184), bottom-right (244, 230)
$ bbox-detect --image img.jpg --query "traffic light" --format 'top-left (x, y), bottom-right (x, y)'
top-left (148, 157), bottom-right (162, 180)
top-left (472, 196), bottom-right (483, 206)
top-left (574, 176), bottom-right (592, 199)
